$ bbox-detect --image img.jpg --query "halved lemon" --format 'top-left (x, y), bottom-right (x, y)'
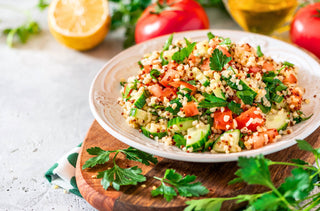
top-left (48, 0), bottom-right (110, 51)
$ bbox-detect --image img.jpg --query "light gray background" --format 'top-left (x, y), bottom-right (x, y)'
top-left (0, 1), bottom-right (241, 210)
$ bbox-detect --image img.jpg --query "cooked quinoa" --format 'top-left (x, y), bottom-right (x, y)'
top-left (118, 33), bottom-right (310, 154)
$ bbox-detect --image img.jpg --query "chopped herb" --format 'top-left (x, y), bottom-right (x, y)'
top-left (256, 45), bottom-right (264, 57)
top-left (186, 80), bottom-right (196, 85)
top-left (207, 32), bottom-right (215, 40)
top-left (182, 88), bottom-right (193, 93)
top-left (150, 69), bottom-right (160, 80)
top-left (4, 21), bottom-right (40, 47)
top-left (172, 42), bottom-right (196, 63)
top-left (210, 48), bottom-right (232, 71)
top-left (172, 133), bottom-right (186, 148)
top-left (83, 147), bottom-right (158, 190)
top-left (293, 112), bottom-right (313, 124)
top-left (257, 103), bottom-right (271, 114)
top-left (151, 169), bottom-right (209, 202)
top-left (160, 52), bottom-right (169, 66)
top-left (198, 93), bottom-right (228, 108)
top-left (37, 0), bottom-right (49, 10)
top-left (165, 98), bottom-right (182, 115)
top-left (120, 81), bottom-right (127, 87)
top-left (219, 37), bottom-right (231, 47)
top-left (283, 61), bottom-right (294, 67)
top-left (163, 34), bottom-right (173, 51)
top-left (236, 90), bottom-right (257, 105)
top-left (138, 61), bottom-right (143, 69)
top-left (227, 101), bottom-right (243, 115)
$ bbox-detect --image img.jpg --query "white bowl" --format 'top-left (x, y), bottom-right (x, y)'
top-left (89, 29), bottom-right (320, 162)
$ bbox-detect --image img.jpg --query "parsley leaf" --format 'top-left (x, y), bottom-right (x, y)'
top-left (4, 21), bottom-right (40, 47)
top-left (283, 61), bottom-right (294, 67)
top-left (152, 169), bottom-right (209, 202)
top-left (163, 34), bottom-right (174, 51)
top-left (198, 93), bottom-right (228, 108)
top-left (165, 98), bottom-right (182, 115)
top-left (236, 90), bottom-right (257, 105)
top-left (172, 42), bottom-right (196, 63)
top-left (227, 101), bottom-right (243, 115)
top-left (150, 69), bottom-right (160, 80)
top-left (185, 198), bottom-right (224, 211)
top-left (97, 165), bottom-right (146, 190)
top-left (207, 32), bottom-right (215, 40)
top-left (172, 133), bottom-right (186, 148)
top-left (256, 45), bottom-right (264, 57)
top-left (210, 48), bottom-right (232, 71)
top-left (83, 147), bottom-right (158, 190)
top-left (219, 37), bottom-right (231, 47)
top-left (37, 0), bottom-right (49, 10)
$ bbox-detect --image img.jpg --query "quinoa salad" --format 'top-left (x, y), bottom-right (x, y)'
top-left (118, 33), bottom-right (311, 154)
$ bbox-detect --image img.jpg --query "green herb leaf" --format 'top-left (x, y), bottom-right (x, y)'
top-left (207, 32), bottom-right (215, 40)
top-left (219, 37), bottom-right (231, 47)
top-left (293, 113), bottom-right (313, 124)
top-left (83, 147), bottom-right (112, 169)
top-left (152, 169), bottom-right (208, 202)
top-left (165, 98), bottom-right (182, 115)
top-left (172, 42), bottom-right (196, 63)
top-left (210, 48), bottom-right (232, 71)
top-left (185, 198), bottom-right (224, 211)
top-left (173, 133), bottom-right (186, 148)
top-left (97, 165), bottom-right (146, 190)
top-left (236, 90), bottom-right (257, 105)
top-left (37, 0), bottom-right (49, 11)
top-left (120, 81), bottom-right (127, 87)
top-left (163, 34), bottom-right (174, 51)
top-left (283, 61), bottom-right (294, 67)
top-left (257, 45), bottom-right (264, 57)
top-left (227, 101), bottom-right (243, 115)
top-left (249, 192), bottom-right (281, 211)
top-left (198, 93), bottom-right (228, 108)
top-left (186, 80), bottom-right (196, 85)
top-left (232, 155), bottom-right (273, 188)
top-left (257, 103), bottom-right (271, 114)
top-left (150, 69), bottom-right (160, 80)
top-left (120, 147), bottom-right (158, 166)
top-left (4, 21), bottom-right (40, 47)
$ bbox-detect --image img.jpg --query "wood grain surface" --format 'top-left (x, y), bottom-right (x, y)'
top-left (76, 120), bottom-right (320, 211)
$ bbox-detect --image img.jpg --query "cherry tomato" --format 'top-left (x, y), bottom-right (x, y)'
top-left (135, 0), bottom-right (209, 43)
top-left (290, 3), bottom-right (320, 58)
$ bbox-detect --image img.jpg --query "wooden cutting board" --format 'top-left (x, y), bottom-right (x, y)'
top-left (76, 120), bottom-right (320, 211)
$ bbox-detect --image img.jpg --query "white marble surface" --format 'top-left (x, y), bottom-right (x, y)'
top-left (0, 1), bottom-right (240, 210)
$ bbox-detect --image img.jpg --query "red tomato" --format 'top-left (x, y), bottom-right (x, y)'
top-left (169, 81), bottom-right (197, 95)
top-left (290, 3), bottom-right (320, 58)
top-left (262, 62), bottom-right (274, 71)
top-left (183, 101), bottom-right (199, 117)
top-left (265, 129), bottom-right (279, 143)
top-left (213, 108), bottom-right (234, 131)
top-left (250, 129), bottom-right (279, 149)
top-left (148, 84), bottom-right (163, 98)
top-left (248, 66), bottom-right (262, 73)
top-left (135, 0), bottom-right (209, 43)
top-left (235, 107), bottom-right (265, 132)
top-left (159, 69), bottom-right (177, 87)
top-left (217, 46), bottom-right (231, 57)
top-left (161, 87), bottom-right (177, 100)
top-left (283, 73), bottom-right (297, 84)
top-left (143, 65), bottom-right (152, 74)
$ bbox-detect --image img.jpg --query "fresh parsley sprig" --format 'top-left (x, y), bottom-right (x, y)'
top-left (83, 147), bottom-right (158, 190)
top-left (185, 139), bottom-right (320, 211)
top-left (210, 48), bottom-right (232, 71)
top-left (151, 169), bottom-right (209, 202)
top-left (172, 40), bottom-right (196, 63)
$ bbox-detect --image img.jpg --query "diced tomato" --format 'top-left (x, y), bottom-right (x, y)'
top-left (283, 73), bottom-right (297, 84)
top-left (262, 62), bottom-right (274, 71)
top-left (161, 87), bottom-right (177, 101)
top-left (183, 101), bottom-right (199, 117)
top-left (250, 129), bottom-right (279, 149)
top-left (218, 46), bottom-right (232, 57)
top-left (160, 69), bottom-right (177, 87)
top-left (265, 129), bottom-right (279, 143)
top-left (200, 58), bottom-right (210, 71)
top-left (169, 81), bottom-right (197, 95)
top-left (148, 84), bottom-right (163, 98)
top-left (235, 107), bottom-right (265, 132)
top-left (248, 66), bottom-right (262, 73)
top-left (143, 65), bottom-right (152, 74)
top-left (123, 84), bottom-right (133, 98)
top-left (213, 107), bottom-right (234, 131)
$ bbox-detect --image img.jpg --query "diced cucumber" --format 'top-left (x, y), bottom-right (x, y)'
top-left (265, 108), bottom-right (289, 131)
top-left (130, 108), bottom-right (151, 121)
top-left (132, 89), bottom-right (148, 109)
top-left (204, 138), bottom-right (215, 151)
top-left (213, 129), bottom-right (241, 153)
top-left (212, 87), bottom-right (226, 100)
top-left (123, 84), bottom-right (135, 99)
top-left (141, 126), bottom-right (167, 139)
top-left (167, 116), bottom-right (198, 132)
top-left (186, 124), bottom-right (211, 151)
top-left (192, 67), bottom-right (210, 87)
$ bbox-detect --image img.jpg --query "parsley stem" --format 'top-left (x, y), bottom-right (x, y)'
top-left (113, 151), bottom-right (120, 165)
top-left (270, 161), bottom-right (317, 171)
top-left (268, 182), bottom-right (295, 210)
top-left (310, 168), bottom-right (320, 179)
top-left (299, 192), bottom-right (320, 208)
top-left (302, 195), bottom-right (320, 211)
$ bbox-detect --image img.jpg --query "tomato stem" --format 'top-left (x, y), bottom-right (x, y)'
top-left (149, 0), bottom-right (173, 15)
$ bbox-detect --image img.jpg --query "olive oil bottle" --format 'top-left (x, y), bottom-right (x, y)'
top-left (227, 0), bottom-right (298, 35)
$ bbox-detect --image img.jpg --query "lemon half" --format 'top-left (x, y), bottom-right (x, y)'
top-left (48, 0), bottom-right (110, 51)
